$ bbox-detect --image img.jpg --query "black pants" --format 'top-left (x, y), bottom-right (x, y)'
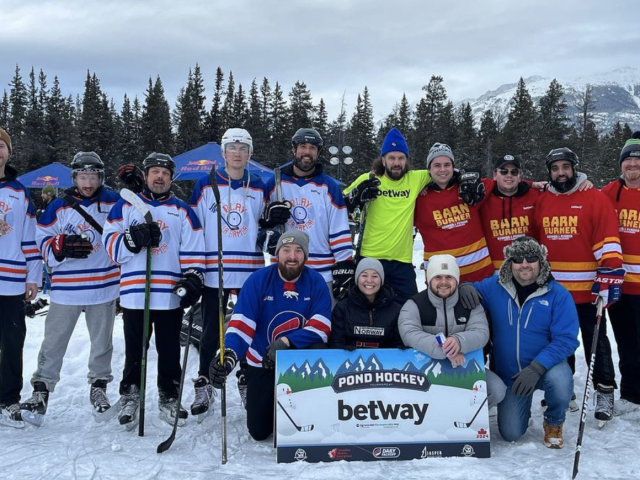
top-left (378, 260), bottom-right (417, 305)
top-left (0, 295), bottom-right (26, 405)
top-left (198, 287), bottom-right (234, 377)
top-left (608, 294), bottom-right (640, 403)
top-left (576, 302), bottom-right (617, 388)
top-left (120, 308), bottom-right (183, 396)
top-left (245, 365), bottom-right (275, 441)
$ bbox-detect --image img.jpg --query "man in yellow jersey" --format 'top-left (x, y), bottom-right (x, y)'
top-left (344, 128), bottom-right (431, 303)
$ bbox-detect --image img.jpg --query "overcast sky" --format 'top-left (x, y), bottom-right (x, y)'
top-left (2, 0), bottom-right (639, 122)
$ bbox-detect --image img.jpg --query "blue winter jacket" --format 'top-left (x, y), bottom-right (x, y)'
top-left (473, 276), bottom-right (579, 386)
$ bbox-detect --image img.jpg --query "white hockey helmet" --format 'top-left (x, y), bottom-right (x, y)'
top-left (221, 128), bottom-right (253, 154)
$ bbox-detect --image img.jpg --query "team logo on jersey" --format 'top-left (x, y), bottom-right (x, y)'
top-left (153, 219), bottom-right (171, 255)
top-left (76, 222), bottom-right (102, 253)
top-left (0, 203), bottom-right (14, 235)
top-left (287, 197), bottom-right (315, 231)
top-left (210, 195), bottom-right (249, 238)
top-left (268, 311), bottom-right (306, 343)
top-left (284, 290), bottom-right (299, 300)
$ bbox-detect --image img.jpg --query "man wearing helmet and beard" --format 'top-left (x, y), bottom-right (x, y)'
top-left (20, 152), bottom-right (122, 423)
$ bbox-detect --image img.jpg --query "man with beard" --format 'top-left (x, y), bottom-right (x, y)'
top-left (344, 128), bottom-right (431, 303)
top-left (103, 153), bottom-right (205, 429)
top-left (263, 128), bottom-right (353, 304)
top-left (209, 230), bottom-right (331, 440)
top-left (533, 147), bottom-right (623, 426)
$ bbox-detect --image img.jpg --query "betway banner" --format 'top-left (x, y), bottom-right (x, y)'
top-left (275, 348), bottom-right (490, 463)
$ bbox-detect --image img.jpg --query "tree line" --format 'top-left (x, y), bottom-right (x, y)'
top-left (1, 64), bottom-right (634, 189)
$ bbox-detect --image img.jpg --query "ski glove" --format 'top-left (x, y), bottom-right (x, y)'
top-left (209, 348), bottom-right (238, 389)
top-left (458, 283), bottom-right (482, 309)
top-left (332, 259), bottom-right (356, 299)
top-left (511, 361), bottom-right (546, 396)
top-left (117, 164), bottom-right (145, 193)
top-left (263, 337), bottom-right (290, 370)
top-left (259, 201), bottom-right (291, 229)
top-left (173, 268), bottom-right (204, 308)
top-left (458, 168), bottom-right (485, 206)
top-left (123, 222), bottom-right (161, 253)
top-left (51, 234), bottom-right (93, 261)
top-left (591, 267), bottom-right (625, 308)
top-left (257, 229), bottom-right (281, 256)
top-left (346, 176), bottom-right (381, 210)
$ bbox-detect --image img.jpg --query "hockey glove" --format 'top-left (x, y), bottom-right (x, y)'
top-left (346, 176), bottom-right (381, 210)
top-left (259, 201), bottom-right (291, 229)
top-left (511, 361), bottom-right (546, 396)
top-left (209, 348), bottom-right (238, 389)
top-left (591, 267), bottom-right (625, 308)
top-left (51, 234), bottom-right (93, 261)
top-left (458, 283), bottom-right (482, 309)
top-left (458, 168), bottom-right (485, 206)
top-left (117, 164), bottom-right (145, 193)
top-left (263, 337), bottom-right (290, 370)
top-left (257, 229), bottom-right (281, 256)
top-left (173, 268), bottom-right (204, 308)
top-left (123, 222), bottom-right (161, 253)
top-left (332, 259), bottom-right (356, 299)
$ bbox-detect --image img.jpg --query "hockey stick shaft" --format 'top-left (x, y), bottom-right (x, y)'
top-left (572, 298), bottom-right (603, 480)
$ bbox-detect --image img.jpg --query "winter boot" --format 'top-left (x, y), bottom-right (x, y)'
top-left (237, 369), bottom-right (247, 409)
top-left (90, 380), bottom-right (111, 414)
top-left (0, 403), bottom-right (24, 429)
top-left (191, 376), bottom-right (215, 420)
top-left (595, 384), bottom-right (615, 427)
top-left (118, 385), bottom-right (140, 430)
top-left (543, 422), bottom-right (564, 449)
top-left (158, 391), bottom-right (188, 426)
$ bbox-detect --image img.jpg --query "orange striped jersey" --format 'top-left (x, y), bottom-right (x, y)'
top-left (103, 192), bottom-right (204, 310)
top-left (37, 189), bottom-right (120, 305)
top-left (414, 179), bottom-right (494, 283)
top-left (602, 179), bottom-right (640, 295)
top-left (533, 187), bottom-right (622, 304)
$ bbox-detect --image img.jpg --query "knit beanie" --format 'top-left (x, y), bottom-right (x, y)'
top-left (619, 131), bottom-right (640, 165)
top-left (499, 236), bottom-right (552, 286)
top-left (0, 127), bottom-right (12, 155)
top-left (380, 127), bottom-right (409, 157)
top-left (355, 257), bottom-right (385, 284)
top-left (427, 143), bottom-right (454, 169)
top-left (275, 230), bottom-right (310, 260)
top-left (42, 186), bottom-right (56, 196)
top-left (426, 254), bottom-right (460, 284)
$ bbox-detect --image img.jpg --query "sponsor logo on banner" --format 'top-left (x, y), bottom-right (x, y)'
top-left (372, 447), bottom-right (401, 459)
top-left (354, 326), bottom-right (385, 336)
top-left (328, 448), bottom-right (352, 460)
top-left (421, 447), bottom-right (443, 458)
top-left (461, 444), bottom-right (476, 457)
top-left (294, 449), bottom-right (307, 461)
top-left (476, 428), bottom-right (489, 439)
top-left (332, 370), bottom-right (430, 393)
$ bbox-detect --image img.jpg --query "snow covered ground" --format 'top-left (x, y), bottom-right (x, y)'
top-left (4, 236), bottom-right (639, 480)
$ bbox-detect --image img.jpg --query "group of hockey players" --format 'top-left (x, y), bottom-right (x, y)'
top-left (1, 121), bottom-right (640, 452)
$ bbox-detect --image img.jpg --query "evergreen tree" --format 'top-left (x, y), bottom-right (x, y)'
top-left (205, 67), bottom-right (224, 142)
top-left (140, 76), bottom-right (174, 155)
top-left (397, 94), bottom-right (412, 136)
top-left (314, 98), bottom-right (329, 165)
top-left (221, 71), bottom-right (235, 130)
top-left (347, 87), bottom-right (377, 183)
top-left (0, 91), bottom-right (9, 127)
top-left (434, 100), bottom-right (457, 153)
top-left (326, 95), bottom-right (349, 179)
top-left (233, 83), bottom-right (248, 127)
top-left (21, 68), bottom-right (49, 169)
top-left (267, 81), bottom-right (290, 167)
top-left (8, 64), bottom-right (28, 159)
top-left (538, 79), bottom-right (569, 158)
top-left (45, 76), bottom-right (75, 164)
top-left (412, 75), bottom-right (448, 160)
top-left (120, 94), bottom-right (142, 164)
top-left (289, 81), bottom-right (314, 129)
top-left (478, 109), bottom-right (499, 174)
top-left (455, 102), bottom-right (478, 168)
top-left (245, 79), bottom-right (266, 162)
top-left (174, 66), bottom-right (207, 153)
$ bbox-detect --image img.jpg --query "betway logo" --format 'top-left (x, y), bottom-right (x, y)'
top-left (380, 189), bottom-right (410, 198)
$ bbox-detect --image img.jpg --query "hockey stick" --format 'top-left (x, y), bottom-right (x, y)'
top-left (120, 188), bottom-right (153, 437)
top-left (572, 298), bottom-right (603, 480)
top-left (277, 401), bottom-right (314, 432)
top-left (454, 397), bottom-right (487, 428)
top-left (354, 173), bottom-right (376, 261)
top-left (210, 172), bottom-right (228, 464)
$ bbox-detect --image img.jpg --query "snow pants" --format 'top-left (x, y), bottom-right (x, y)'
top-left (32, 300), bottom-right (116, 392)
top-left (0, 295), bottom-right (26, 405)
top-left (608, 294), bottom-right (640, 404)
top-left (198, 287), bottom-right (233, 378)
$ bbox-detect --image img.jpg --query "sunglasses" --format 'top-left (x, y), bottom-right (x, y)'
top-left (512, 255), bottom-right (539, 264)
top-left (498, 168), bottom-right (520, 176)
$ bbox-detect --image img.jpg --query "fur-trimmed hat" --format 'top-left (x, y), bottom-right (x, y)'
top-left (499, 236), bottom-right (552, 286)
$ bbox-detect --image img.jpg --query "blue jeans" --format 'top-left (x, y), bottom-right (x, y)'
top-left (497, 361), bottom-right (573, 442)
top-left (378, 260), bottom-right (417, 305)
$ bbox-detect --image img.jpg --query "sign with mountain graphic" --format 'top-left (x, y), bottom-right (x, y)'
top-left (275, 348), bottom-right (490, 463)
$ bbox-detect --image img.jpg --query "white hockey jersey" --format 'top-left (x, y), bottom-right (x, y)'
top-left (37, 188), bottom-right (121, 305)
top-left (103, 192), bottom-right (205, 310)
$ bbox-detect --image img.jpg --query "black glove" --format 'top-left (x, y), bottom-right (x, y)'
top-left (332, 259), bottom-right (356, 299)
top-left (209, 348), bottom-right (238, 389)
top-left (123, 222), bottom-right (161, 253)
top-left (117, 164), bottom-right (145, 192)
top-left (511, 361), bottom-right (546, 396)
top-left (263, 337), bottom-right (290, 369)
top-left (347, 176), bottom-right (381, 209)
top-left (458, 168), bottom-right (485, 206)
top-left (257, 229), bottom-right (281, 256)
top-left (458, 283), bottom-right (482, 309)
top-left (173, 268), bottom-right (204, 308)
top-left (259, 201), bottom-right (291, 228)
top-left (51, 234), bottom-right (93, 261)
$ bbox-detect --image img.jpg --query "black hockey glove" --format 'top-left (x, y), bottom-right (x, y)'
top-left (24, 297), bottom-right (48, 318)
top-left (458, 283), bottom-right (482, 309)
top-left (332, 259), bottom-right (356, 300)
top-left (458, 168), bottom-right (485, 206)
top-left (117, 164), bottom-right (145, 193)
top-left (346, 176), bottom-right (381, 210)
top-left (511, 361), bottom-right (546, 396)
top-left (51, 234), bottom-right (93, 262)
top-left (209, 348), bottom-right (238, 389)
top-left (257, 229), bottom-right (281, 256)
top-left (263, 337), bottom-right (290, 369)
top-left (259, 201), bottom-right (291, 229)
top-left (173, 268), bottom-right (204, 308)
top-left (123, 222), bottom-right (161, 253)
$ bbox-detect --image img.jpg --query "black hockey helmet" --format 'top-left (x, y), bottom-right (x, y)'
top-left (71, 151), bottom-right (104, 184)
top-left (291, 128), bottom-right (323, 151)
top-left (545, 147), bottom-right (579, 170)
top-left (143, 152), bottom-right (176, 177)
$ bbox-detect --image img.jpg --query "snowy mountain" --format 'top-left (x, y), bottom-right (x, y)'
top-left (462, 67), bottom-right (640, 132)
